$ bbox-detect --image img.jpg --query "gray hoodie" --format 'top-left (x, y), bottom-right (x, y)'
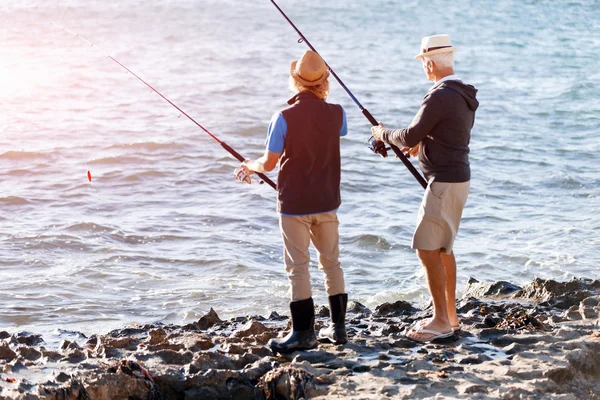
top-left (382, 80), bottom-right (479, 183)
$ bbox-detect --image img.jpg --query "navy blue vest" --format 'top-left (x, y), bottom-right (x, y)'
top-left (277, 92), bottom-right (343, 215)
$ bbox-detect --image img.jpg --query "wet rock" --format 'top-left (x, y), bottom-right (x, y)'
top-left (545, 366), bottom-right (575, 384)
top-left (60, 340), bottom-right (81, 350)
top-left (347, 301), bottom-right (371, 315)
top-left (463, 277), bottom-right (522, 298)
top-left (184, 386), bottom-right (219, 399)
top-left (380, 385), bottom-right (399, 396)
top-left (0, 331), bottom-right (10, 340)
top-left (63, 349), bottom-right (87, 363)
top-left (515, 277), bottom-right (600, 309)
top-left (184, 334), bottom-right (215, 352)
top-left (14, 333), bottom-right (44, 346)
top-left (463, 384), bottom-right (488, 394)
top-left (196, 308), bottom-right (223, 330)
top-left (0, 343), bottom-right (17, 360)
top-left (268, 311), bottom-right (286, 320)
top-left (17, 346), bottom-right (42, 361)
top-left (147, 327), bottom-right (168, 345)
top-left (40, 348), bottom-right (62, 361)
top-left (315, 304), bottom-right (330, 318)
top-left (292, 350), bottom-right (337, 364)
top-left (458, 354), bottom-right (492, 365)
top-left (502, 342), bottom-right (526, 355)
top-left (407, 359), bottom-right (436, 372)
top-left (189, 352), bottom-right (235, 373)
top-left (55, 372), bottom-right (71, 383)
top-left (258, 365), bottom-right (316, 400)
top-left (233, 320), bottom-right (269, 338)
top-left (155, 349), bottom-right (194, 365)
top-left (374, 300), bottom-right (416, 317)
top-left (243, 357), bottom-right (277, 381)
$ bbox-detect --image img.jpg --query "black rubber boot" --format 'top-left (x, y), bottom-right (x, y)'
top-left (269, 298), bottom-right (318, 354)
top-left (318, 293), bottom-right (348, 344)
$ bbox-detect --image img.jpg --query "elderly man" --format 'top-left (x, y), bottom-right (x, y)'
top-left (236, 50), bottom-right (349, 353)
top-left (371, 34), bottom-right (478, 343)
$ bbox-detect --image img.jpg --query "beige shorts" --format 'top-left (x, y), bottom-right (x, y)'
top-left (412, 180), bottom-right (470, 254)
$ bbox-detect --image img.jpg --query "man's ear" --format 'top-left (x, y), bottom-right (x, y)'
top-left (427, 60), bottom-right (435, 72)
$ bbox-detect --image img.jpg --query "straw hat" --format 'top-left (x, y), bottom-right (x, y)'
top-left (290, 50), bottom-right (330, 87)
top-left (414, 34), bottom-right (456, 59)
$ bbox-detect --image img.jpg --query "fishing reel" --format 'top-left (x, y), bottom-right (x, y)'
top-left (366, 135), bottom-right (390, 158)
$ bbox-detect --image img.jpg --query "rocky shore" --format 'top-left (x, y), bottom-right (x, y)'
top-left (1, 277), bottom-right (599, 400)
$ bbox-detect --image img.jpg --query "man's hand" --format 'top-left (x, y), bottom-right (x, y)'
top-left (371, 123), bottom-right (386, 141)
top-left (234, 160), bottom-right (254, 184)
top-left (402, 143), bottom-right (420, 158)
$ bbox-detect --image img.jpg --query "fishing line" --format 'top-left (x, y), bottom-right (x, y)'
top-left (269, 0), bottom-right (428, 189)
top-left (53, 25), bottom-right (277, 190)
top-left (50, 4), bottom-right (96, 189)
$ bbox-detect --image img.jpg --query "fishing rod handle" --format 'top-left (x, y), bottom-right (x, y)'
top-left (362, 109), bottom-right (427, 189)
top-left (221, 142), bottom-right (277, 190)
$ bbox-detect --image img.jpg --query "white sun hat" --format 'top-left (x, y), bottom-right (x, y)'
top-left (414, 34), bottom-right (456, 59)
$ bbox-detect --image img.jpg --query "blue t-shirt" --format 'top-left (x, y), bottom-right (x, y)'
top-left (265, 107), bottom-right (347, 216)
top-left (265, 108), bottom-right (347, 153)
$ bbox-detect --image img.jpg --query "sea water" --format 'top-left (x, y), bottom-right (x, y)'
top-left (1, 0), bottom-right (599, 335)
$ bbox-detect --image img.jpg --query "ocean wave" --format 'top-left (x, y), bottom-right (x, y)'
top-left (89, 156), bottom-right (142, 165)
top-left (105, 142), bottom-right (186, 152)
top-left (0, 196), bottom-right (30, 205)
top-left (0, 151), bottom-right (48, 160)
top-left (346, 234), bottom-right (393, 249)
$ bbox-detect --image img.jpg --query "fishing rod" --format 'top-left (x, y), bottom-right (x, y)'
top-left (269, 0), bottom-right (428, 190)
top-left (55, 25), bottom-right (277, 190)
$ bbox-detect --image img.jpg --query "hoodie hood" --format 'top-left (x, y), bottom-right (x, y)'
top-left (439, 80), bottom-right (479, 111)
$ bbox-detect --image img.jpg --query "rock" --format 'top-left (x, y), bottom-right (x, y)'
top-left (233, 320), bottom-right (269, 338)
top-left (189, 352), bottom-right (235, 373)
top-left (184, 387), bottom-right (220, 399)
top-left (55, 372), bottom-right (71, 383)
top-left (458, 354), bottom-right (492, 365)
top-left (41, 349), bottom-right (63, 361)
top-left (197, 308), bottom-right (223, 330)
top-left (0, 331), bottom-right (10, 340)
top-left (374, 300), bottom-right (416, 317)
top-left (292, 350), bottom-right (337, 364)
top-left (315, 304), bottom-right (330, 318)
top-left (243, 357), bottom-right (276, 381)
top-left (352, 364), bottom-right (371, 373)
top-left (147, 328), bottom-right (168, 345)
top-left (463, 384), bottom-right (488, 394)
top-left (515, 277), bottom-right (600, 309)
top-left (63, 349), bottom-right (87, 363)
top-left (347, 301), bottom-right (371, 315)
top-left (17, 347), bottom-right (42, 361)
top-left (381, 385), bottom-right (399, 396)
top-left (545, 366), bottom-right (575, 384)
top-left (155, 349), bottom-right (194, 365)
top-left (14, 333), bottom-right (44, 346)
top-left (185, 335), bottom-right (215, 352)
top-left (0, 343), bottom-right (17, 360)
top-left (502, 342), bottom-right (526, 355)
top-left (60, 340), bottom-right (81, 350)
top-left (258, 365), bottom-right (316, 400)
top-left (463, 277), bottom-right (522, 298)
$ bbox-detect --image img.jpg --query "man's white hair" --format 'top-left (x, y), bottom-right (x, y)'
top-left (423, 52), bottom-right (454, 69)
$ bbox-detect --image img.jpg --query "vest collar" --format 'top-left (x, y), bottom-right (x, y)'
top-left (287, 91), bottom-right (320, 105)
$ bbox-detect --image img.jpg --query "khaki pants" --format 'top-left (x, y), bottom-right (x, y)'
top-left (279, 211), bottom-right (345, 301)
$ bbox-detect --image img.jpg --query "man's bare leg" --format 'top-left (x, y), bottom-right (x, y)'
top-left (407, 249), bottom-right (453, 341)
top-left (441, 251), bottom-right (459, 328)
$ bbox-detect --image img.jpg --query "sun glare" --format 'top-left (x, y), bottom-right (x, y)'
top-left (0, 60), bottom-right (48, 101)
